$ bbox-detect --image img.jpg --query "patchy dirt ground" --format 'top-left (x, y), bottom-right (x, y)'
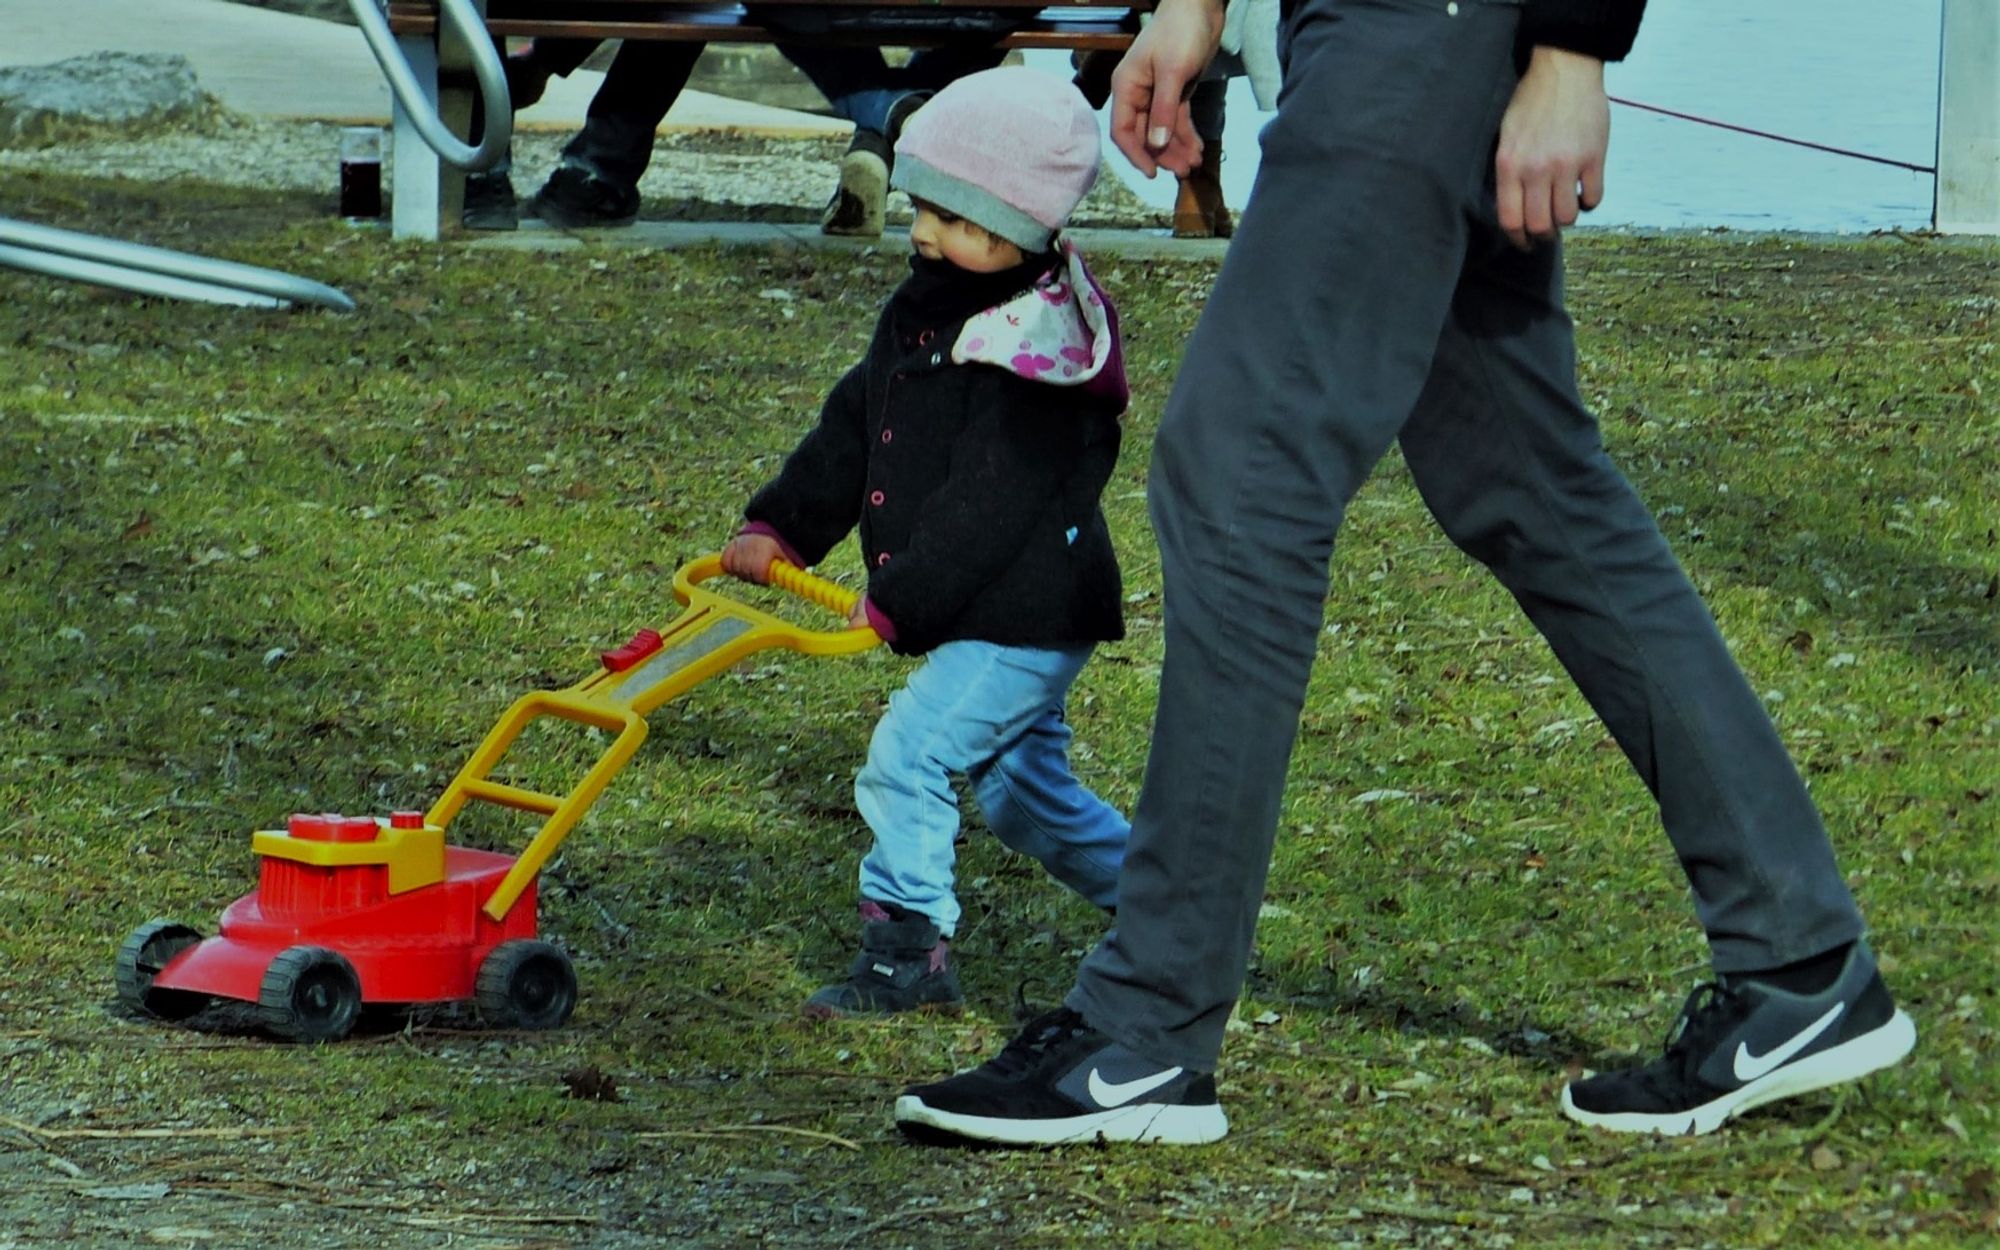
top-left (2, 160), bottom-right (1994, 1249)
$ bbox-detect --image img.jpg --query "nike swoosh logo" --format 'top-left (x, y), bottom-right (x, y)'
top-left (1733, 1002), bottom-right (1845, 1082)
top-left (1087, 1065), bottom-right (1184, 1108)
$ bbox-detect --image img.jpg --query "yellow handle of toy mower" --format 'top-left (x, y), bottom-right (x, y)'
top-left (433, 555), bottom-right (879, 922)
top-left (670, 554), bottom-right (878, 657)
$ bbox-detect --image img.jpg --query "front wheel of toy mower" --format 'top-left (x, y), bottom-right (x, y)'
top-left (114, 920), bottom-right (209, 1021)
top-left (259, 946), bottom-right (362, 1043)
top-left (475, 940), bottom-right (577, 1030)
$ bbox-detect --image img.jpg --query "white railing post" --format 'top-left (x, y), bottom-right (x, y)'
top-left (391, 34), bottom-right (444, 240)
top-left (1936, 0), bottom-right (2000, 234)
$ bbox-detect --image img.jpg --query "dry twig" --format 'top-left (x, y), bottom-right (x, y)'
top-left (837, 1200), bottom-right (994, 1248)
top-left (639, 1123), bottom-right (861, 1151)
top-left (0, 1115), bottom-right (300, 1142)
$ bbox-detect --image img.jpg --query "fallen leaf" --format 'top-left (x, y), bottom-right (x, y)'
top-left (1810, 1144), bottom-right (1842, 1172)
top-left (1352, 789), bottom-right (1412, 804)
top-left (1964, 1166), bottom-right (1996, 1210)
top-left (562, 1065), bottom-right (621, 1102)
top-left (120, 511), bottom-right (153, 541)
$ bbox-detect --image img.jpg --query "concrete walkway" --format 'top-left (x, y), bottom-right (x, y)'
top-left (465, 219), bottom-right (1228, 259)
top-left (5, 0), bottom-right (850, 136)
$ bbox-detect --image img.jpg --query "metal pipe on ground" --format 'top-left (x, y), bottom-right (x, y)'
top-left (0, 216), bottom-right (356, 311)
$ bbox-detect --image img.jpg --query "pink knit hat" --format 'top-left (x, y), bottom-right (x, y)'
top-left (890, 66), bottom-right (1100, 253)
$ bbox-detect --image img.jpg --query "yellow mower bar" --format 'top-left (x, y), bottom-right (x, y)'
top-left (421, 556), bottom-right (878, 922)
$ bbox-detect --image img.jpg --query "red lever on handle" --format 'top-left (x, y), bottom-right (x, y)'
top-left (602, 628), bottom-right (664, 673)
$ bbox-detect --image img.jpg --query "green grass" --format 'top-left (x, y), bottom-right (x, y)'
top-left (1, 171), bottom-right (1995, 1248)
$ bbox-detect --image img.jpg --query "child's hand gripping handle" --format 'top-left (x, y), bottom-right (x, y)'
top-left (673, 554), bottom-right (878, 656)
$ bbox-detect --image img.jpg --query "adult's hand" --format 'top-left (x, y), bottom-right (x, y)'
top-left (1495, 46), bottom-right (1611, 250)
top-left (1110, 0), bottom-right (1226, 178)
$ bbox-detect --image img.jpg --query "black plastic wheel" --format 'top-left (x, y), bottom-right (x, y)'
top-left (474, 939), bottom-right (577, 1030)
top-left (113, 920), bottom-right (209, 1021)
top-left (258, 946), bottom-right (362, 1043)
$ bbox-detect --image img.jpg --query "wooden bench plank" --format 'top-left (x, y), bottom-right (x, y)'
top-left (387, 1), bottom-right (1147, 42)
top-left (479, 18), bottom-right (1137, 50)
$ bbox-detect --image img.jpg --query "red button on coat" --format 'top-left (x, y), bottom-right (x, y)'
top-left (881, 429), bottom-right (892, 443)
top-left (876, 552), bottom-right (891, 566)
top-left (870, 490), bottom-right (885, 505)
top-left (918, 329), bottom-right (935, 346)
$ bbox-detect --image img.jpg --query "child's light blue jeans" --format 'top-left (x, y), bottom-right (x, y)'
top-left (855, 640), bottom-right (1129, 938)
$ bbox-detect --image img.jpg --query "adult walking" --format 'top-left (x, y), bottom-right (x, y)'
top-left (894, 0), bottom-right (1915, 1145)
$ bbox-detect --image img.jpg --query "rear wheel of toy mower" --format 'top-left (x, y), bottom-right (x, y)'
top-left (475, 940), bottom-right (576, 1030)
top-left (258, 946), bottom-right (362, 1042)
top-left (114, 920), bottom-right (209, 1021)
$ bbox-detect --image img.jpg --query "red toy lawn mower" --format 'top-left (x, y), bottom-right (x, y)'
top-left (114, 557), bottom-right (876, 1042)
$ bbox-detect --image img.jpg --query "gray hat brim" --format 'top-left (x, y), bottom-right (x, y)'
top-left (891, 153), bottom-right (1056, 254)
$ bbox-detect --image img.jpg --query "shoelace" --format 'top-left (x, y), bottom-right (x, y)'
top-left (1656, 980), bottom-right (1750, 1079)
top-left (1011, 978), bottom-right (1056, 1024)
top-left (987, 1007), bottom-right (1090, 1079)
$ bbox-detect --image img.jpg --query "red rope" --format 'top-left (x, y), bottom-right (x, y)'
top-left (1609, 96), bottom-right (1936, 175)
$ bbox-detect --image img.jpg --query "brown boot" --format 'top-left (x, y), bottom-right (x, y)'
top-left (1172, 140), bottom-right (1233, 239)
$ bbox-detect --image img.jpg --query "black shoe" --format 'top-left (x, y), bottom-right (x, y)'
top-left (528, 163), bottom-right (640, 229)
top-left (804, 900), bottom-right (963, 1018)
top-left (895, 1007), bottom-right (1229, 1146)
top-left (1561, 943), bottom-right (1916, 1136)
top-left (462, 170), bottom-right (519, 231)
top-left (821, 128), bottom-right (891, 238)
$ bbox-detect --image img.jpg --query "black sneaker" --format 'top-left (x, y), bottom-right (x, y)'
top-left (528, 163), bottom-right (640, 229)
top-left (462, 169), bottom-right (519, 231)
top-left (1561, 943), bottom-right (1916, 1136)
top-left (821, 128), bottom-right (891, 238)
top-left (895, 1007), bottom-right (1229, 1146)
top-left (804, 900), bottom-right (963, 1018)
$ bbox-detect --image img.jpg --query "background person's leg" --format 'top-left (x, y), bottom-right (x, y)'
top-left (778, 45), bottom-right (899, 131)
top-left (1174, 75), bottom-right (1233, 238)
top-left (779, 42), bottom-right (1008, 236)
top-left (531, 39), bottom-right (704, 227)
top-left (778, 45), bottom-right (902, 235)
top-left (463, 36), bottom-right (608, 229)
top-left (898, 44), bottom-right (1010, 95)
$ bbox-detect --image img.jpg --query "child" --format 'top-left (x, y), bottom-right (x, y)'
top-left (721, 67), bottom-right (1130, 1018)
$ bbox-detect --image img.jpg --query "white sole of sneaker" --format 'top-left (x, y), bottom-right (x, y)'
top-left (1560, 1008), bottom-right (1917, 1136)
top-left (894, 1094), bottom-right (1229, 1146)
top-left (821, 149), bottom-right (887, 238)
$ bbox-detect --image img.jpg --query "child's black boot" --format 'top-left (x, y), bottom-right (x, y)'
top-left (804, 900), bottom-right (963, 1018)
